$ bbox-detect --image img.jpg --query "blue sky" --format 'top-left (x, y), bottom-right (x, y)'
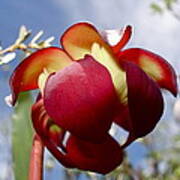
top-left (0, 0), bottom-right (180, 179)
top-left (1, 0), bottom-right (180, 122)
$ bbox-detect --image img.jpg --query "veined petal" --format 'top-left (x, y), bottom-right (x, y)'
top-left (118, 48), bottom-right (177, 96)
top-left (44, 55), bottom-right (118, 143)
top-left (65, 134), bottom-right (123, 174)
top-left (10, 47), bottom-right (72, 105)
top-left (121, 62), bottom-right (164, 147)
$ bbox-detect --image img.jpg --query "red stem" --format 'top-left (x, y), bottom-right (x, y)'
top-left (28, 134), bottom-right (44, 180)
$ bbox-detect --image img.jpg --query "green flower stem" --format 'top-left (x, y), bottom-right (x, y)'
top-left (28, 134), bottom-right (44, 180)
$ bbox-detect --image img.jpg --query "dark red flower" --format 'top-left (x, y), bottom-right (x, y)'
top-left (10, 22), bottom-right (177, 174)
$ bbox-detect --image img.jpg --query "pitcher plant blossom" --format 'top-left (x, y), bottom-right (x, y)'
top-left (9, 22), bottom-right (177, 176)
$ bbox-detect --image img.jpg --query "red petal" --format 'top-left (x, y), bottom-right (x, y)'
top-left (61, 22), bottom-right (128, 104)
top-left (121, 62), bottom-right (164, 147)
top-left (32, 99), bottom-right (75, 167)
top-left (10, 47), bottom-right (72, 105)
top-left (117, 48), bottom-right (177, 96)
top-left (32, 99), bottom-right (123, 173)
top-left (61, 22), bottom-right (112, 60)
top-left (111, 25), bottom-right (132, 54)
top-left (66, 134), bottom-right (123, 174)
top-left (31, 99), bottom-right (66, 150)
top-left (44, 55), bottom-right (118, 143)
top-left (114, 105), bottom-right (131, 131)
top-left (40, 134), bottom-right (74, 168)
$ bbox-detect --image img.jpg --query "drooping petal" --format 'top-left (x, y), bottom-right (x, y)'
top-left (44, 55), bottom-right (118, 143)
top-left (117, 48), bottom-right (177, 96)
top-left (120, 62), bottom-right (164, 147)
top-left (65, 134), bottom-right (123, 174)
top-left (61, 22), bottom-right (112, 60)
top-left (31, 99), bottom-right (74, 167)
top-left (31, 99), bottom-right (66, 150)
top-left (32, 99), bottom-right (123, 174)
top-left (10, 47), bottom-right (72, 105)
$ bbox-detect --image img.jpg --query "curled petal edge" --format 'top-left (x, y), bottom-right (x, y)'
top-left (10, 47), bottom-right (72, 105)
top-left (118, 48), bottom-right (177, 96)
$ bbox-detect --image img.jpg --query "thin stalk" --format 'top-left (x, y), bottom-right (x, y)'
top-left (28, 134), bottom-right (44, 180)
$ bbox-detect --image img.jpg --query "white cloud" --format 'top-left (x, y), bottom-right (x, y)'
top-left (53, 0), bottom-right (180, 61)
top-left (53, 0), bottom-right (180, 67)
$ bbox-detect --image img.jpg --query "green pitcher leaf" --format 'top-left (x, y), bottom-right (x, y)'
top-left (12, 92), bottom-right (34, 180)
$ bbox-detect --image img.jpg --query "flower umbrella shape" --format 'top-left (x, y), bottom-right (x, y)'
top-left (10, 22), bottom-right (177, 174)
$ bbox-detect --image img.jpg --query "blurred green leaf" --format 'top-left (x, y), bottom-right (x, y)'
top-left (174, 166), bottom-right (180, 177)
top-left (12, 92), bottom-right (34, 180)
top-left (164, 0), bottom-right (176, 9)
top-left (151, 3), bottom-right (163, 14)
